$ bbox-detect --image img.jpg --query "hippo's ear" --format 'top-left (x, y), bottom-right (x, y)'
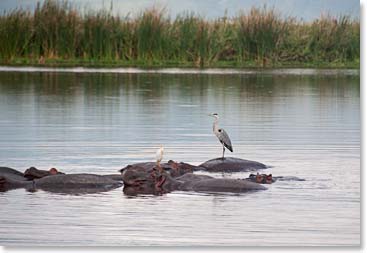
top-left (119, 165), bottom-right (132, 173)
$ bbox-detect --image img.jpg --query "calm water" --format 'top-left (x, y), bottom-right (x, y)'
top-left (0, 68), bottom-right (360, 246)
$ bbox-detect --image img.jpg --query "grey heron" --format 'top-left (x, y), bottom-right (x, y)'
top-left (209, 113), bottom-right (233, 159)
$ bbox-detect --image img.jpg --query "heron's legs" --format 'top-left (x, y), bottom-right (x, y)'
top-left (222, 145), bottom-right (225, 160)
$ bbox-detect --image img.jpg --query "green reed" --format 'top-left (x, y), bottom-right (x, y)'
top-left (0, 0), bottom-right (359, 67)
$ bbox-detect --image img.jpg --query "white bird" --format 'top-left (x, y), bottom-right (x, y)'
top-left (208, 113), bottom-right (233, 159)
top-left (155, 145), bottom-right (164, 171)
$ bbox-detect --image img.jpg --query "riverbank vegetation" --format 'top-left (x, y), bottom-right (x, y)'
top-left (0, 0), bottom-right (360, 68)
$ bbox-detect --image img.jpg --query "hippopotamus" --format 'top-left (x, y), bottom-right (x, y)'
top-left (0, 157), bottom-right (271, 195)
top-left (120, 157), bottom-right (267, 177)
top-left (197, 157), bottom-right (268, 172)
top-left (0, 167), bottom-right (30, 191)
top-left (120, 163), bottom-right (266, 196)
top-left (24, 167), bottom-right (64, 180)
top-left (120, 160), bottom-right (196, 178)
top-left (0, 167), bottom-right (122, 194)
top-left (246, 173), bottom-right (274, 184)
top-left (245, 173), bottom-right (306, 184)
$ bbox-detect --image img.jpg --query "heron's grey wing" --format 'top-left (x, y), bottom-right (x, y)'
top-left (218, 128), bottom-right (233, 152)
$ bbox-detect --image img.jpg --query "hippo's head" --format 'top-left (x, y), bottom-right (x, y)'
top-left (24, 167), bottom-right (64, 180)
top-left (248, 173), bottom-right (273, 184)
top-left (120, 165), bottom-right (175, 195)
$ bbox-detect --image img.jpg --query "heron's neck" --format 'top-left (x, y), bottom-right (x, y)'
top-left (213, 117), bottom-right (219, 132)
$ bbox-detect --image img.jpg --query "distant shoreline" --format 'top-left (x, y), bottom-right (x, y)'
top-left (0, 66), bottom-right (359, 76)
top-left (0, 59), bottom-right (359, 70)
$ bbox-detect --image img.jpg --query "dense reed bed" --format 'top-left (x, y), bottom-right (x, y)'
top-left (0, 0), bottom-right (359, 67)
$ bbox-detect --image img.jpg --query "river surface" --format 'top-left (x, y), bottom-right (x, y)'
top-left (0, 67), bottom-right (360, 246)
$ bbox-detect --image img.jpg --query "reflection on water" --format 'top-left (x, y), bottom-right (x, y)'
top-left (0, 69), bottom-right (360, 246)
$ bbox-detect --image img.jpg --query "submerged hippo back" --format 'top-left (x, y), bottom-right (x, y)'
top-left (190, 178), bottom-right (266, 193)
top-left (0, 167), bottom-right (25, 177)
top-left (199, 157), bottom-right (267, 173)
top-left (0, 167), bottom-right (31, 191)
top-left (35, 174), bottom-right (123, 193)
top-left (175, 173), bottom-right (266, 193)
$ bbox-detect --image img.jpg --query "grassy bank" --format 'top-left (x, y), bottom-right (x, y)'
top-left (3, 57), bottom-right (359, 69)
top-left (0, 0), bottom-right (360, 68)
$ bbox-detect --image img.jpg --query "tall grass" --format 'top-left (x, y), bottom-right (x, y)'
top-left (235, 7), bottom-right (291, 65)
top-left (0, 0), bottom-right (359, 67)
top-left (0, 9), bottom-right (33, 60)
